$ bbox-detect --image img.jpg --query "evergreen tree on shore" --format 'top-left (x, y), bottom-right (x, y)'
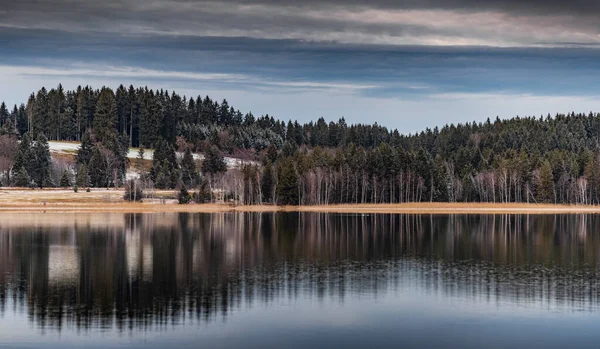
top-left (89, 147), bottom-right (108, 187)
top-left (261, 160), bottom-right (274, 203)
top-left (201, 145), bottom-right (227, 177)
top-left (276, 158), bottom-right (299, 205)
top-left (150, 138), bottom-right (179, 189)
top-left (76, 164), bottom-right (91, 188)
top-left (180, 148), bottom-right (197, 187)
top-left (31, 134), bottom-right (52, 188)
top-left (76, 131), bottom-right (94, 165)
top-left (14, 167), bottom-right (31, 187)
top-left (60, 170), bottom-right (72, 187)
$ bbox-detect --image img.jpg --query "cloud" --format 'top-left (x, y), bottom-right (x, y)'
top-left (0, 63), bottom-right (378, 95)
top-left (3, 0), bottom-right (600, 47)
top-left (1, 63), bottom-right (599, 134)
top-left (3, 29), bottom-right (600, 101)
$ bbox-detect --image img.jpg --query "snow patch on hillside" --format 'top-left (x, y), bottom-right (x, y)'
top-left (48, 141), bottom-right (253, 169)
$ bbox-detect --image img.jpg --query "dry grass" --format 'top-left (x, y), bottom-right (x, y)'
top-left (51, 152), bottom-right (76, 163)
top-left (0, 189), bottom-right (599, 214)
top-left (129, 158), bottom-right (152, 171)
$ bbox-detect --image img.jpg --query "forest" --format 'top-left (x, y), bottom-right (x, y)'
top-left (1, 83), bottom-right (600, 205)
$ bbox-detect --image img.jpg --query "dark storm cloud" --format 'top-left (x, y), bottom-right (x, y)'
top-left (2, 0), bottom-right (600, 46)
top-left (3, 26), bottom-right (600, 100)
top-left (5, 0), bottom-right (600, 16)
top-left (3, 1), bottom-right (600, 132)
top-left (225, 0), bottom-right (600, 15)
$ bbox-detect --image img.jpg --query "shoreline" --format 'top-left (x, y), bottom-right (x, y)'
top-left (0, 189), bottom-right (599, 214)
top-left (1, 204), bottom-right (599, 214)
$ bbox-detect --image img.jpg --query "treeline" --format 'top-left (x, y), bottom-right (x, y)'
top-left (0, 84), bottom-right (396, 151)
top-left (2, 84), bottom-right (600, 205)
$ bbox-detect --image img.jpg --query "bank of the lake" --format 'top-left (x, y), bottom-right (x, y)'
top-left (0, 188), bottom-right (600, 214)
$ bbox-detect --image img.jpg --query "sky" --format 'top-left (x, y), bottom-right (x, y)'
top-left (2, 0), bottom-right (600, 133)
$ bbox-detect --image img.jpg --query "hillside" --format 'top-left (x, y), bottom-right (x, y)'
top-left (1, 84), bottom-right (600, 205)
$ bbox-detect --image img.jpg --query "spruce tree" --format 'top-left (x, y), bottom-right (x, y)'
top-left (178, 185), bottom-right (191, 204)
top-left (88, 147), bottom-right (108, 187)
top-left (180, 148), bottom-right (197, 187)
top-left (93, 87), bottom-right (118, 145)
top-left (31, 134), bottom-right (52, 188)
top-left (261, 161), bottom-right (274, 203)
top-left (282, 141), bottom-right (298, 157)
top-left (265, 144), bottom-right (278, 163)
top-left (76, 164), bottom-right (91, 188)
top-left (16, 104), bottom-right (28, 136)
top-left (194, 178), bottom-right (212, 203)
top-left (32, 88), bottom-right (48, 137)
top-left (14, 167), bottom-right (30, 187)
top-left (0, 102), bottom-right (8, 128)
top-left (201, 145), bottom-right (227, 176)
top-left (76, 130), bottom-right (94, 165)
top-left (538, 160), bottom-right (555, 203)
top-left (139, 92), bottom-right (162, 148)
top-left (150, 138), bottom-right (179, 189)
top-left (276, 158), bottom-right (299, 205)
top-left (59, 169), bottom-right (71, 187)
top-left (12, 133), bottom-right (32, 177)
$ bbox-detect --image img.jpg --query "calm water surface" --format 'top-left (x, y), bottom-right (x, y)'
top-left (2, 212), bottom-right (600, 348)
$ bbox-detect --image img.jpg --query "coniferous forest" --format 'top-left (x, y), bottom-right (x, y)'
top-left (1, 84), bottom-right (600, 205)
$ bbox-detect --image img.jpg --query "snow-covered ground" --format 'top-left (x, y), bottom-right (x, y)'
top-left (48, 141), bottom-right (252, 169)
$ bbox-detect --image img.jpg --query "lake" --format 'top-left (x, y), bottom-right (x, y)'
top-left (1, 212), bottom-right (600, 348)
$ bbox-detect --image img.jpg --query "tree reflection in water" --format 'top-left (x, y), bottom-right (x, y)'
top-left (1, 213), bottom-right (600, 332)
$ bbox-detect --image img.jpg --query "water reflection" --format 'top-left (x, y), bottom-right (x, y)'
top-left (1, 213), bottom-right (600, 332)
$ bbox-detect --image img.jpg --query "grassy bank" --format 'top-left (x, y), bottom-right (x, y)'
top-left (0, 188), bottom-right (599, 214)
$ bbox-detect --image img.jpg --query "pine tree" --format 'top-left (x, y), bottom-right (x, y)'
top-left (12, 133), bottom-right (32, 177)
top-left (194, 178), bottom-right (212, 203)
top-left (178, 185), bottom-right (191, 204)
top-left (93, 87), bottom-right (118, 145)
top-left (47, 86), bottom-right (65, 140)
top-left (265, 144), bottom-right (278, 163)
top-left (76, 164), bottom-right (91, 188)
top-left (115, 84), bottom-right (130, 135)
top-left (76, 87), bottom-right (90, 139)
top-left (88, 147), bottom-right (108, 187)
top-left (282, 141), bottom-right (298, 157)
top-left (76, 130), bottom-right (94, 165)
top-left (180, 148), bottom-right (197, 187)
top-left (32, 88), bottom-right (49, 137)
top-left (150, 138), bottom-right (179, 189)
top-left (276, 158), bottom-right (299, 205)
top-left (59, 169), bottom-right (71, 187)
top-left (31, 134), bottom-right (52, 188)
top-left (139, 92), bottom-right (162, 148)
top-left (154, 169), bottom-right (170, 189)
top-left (14, 167), bottom-right (30, 187)
top-left (201, 145), bottom-right (227, 176)
top-left (61, 106), bottom-right (76, 140)
top-left (16, 104), bottom-right (28, 136)
top-left (107, 133), bottom-right (129, 186)
top-left (538, 160), bottom-right (555, 203)
top-left (0, 102), bottom-right (8, 128)
top-left (261, 160), bottom-right (274, 203)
